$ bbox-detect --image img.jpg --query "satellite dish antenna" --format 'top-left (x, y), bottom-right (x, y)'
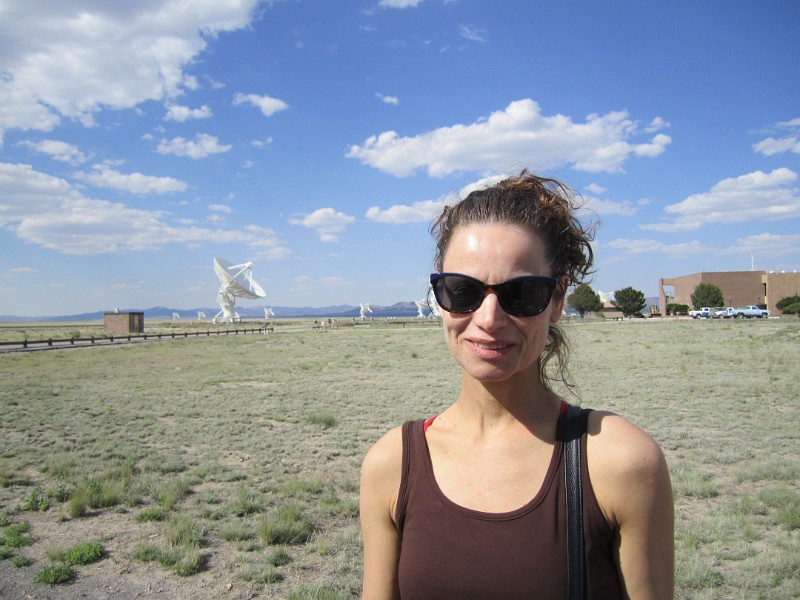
top-left (264, 307), bottom-right (275, 319)
top-left (426, 285), bottom-right (441, 318)
top-left (359, 302), bottom-right (372, 320)
top-left (415, 299), bottom-right (428, 319)
top-left (197, 311), bottom-right (207, 320)
top-left (212, 257), bottom-right (266, 324)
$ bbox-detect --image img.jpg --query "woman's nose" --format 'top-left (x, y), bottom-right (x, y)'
top-left (472, 290), bottom-right (509, 330)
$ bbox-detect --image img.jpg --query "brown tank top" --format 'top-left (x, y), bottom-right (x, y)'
top-left (395, 410), bottom-right (623, 599)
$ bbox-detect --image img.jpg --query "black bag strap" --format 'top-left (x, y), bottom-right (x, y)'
top-left (564, 403), bottom-right (585, 600)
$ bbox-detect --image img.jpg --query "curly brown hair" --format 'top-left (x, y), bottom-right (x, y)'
top-left (429, 170), bottom-right (596, 390)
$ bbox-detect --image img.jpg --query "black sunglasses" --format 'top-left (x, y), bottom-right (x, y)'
top-left (430, 272), bottom-right (558, 317)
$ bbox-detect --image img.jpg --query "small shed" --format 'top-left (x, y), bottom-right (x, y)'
top-left (104, 311), bottom-right (144, 334)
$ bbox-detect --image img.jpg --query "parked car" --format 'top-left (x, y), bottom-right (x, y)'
top-left (718, 305), bottom-right (770, 319)
top-left (690, 307), bottom-right (723, 319)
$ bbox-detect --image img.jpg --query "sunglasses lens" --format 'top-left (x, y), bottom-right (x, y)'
top-left (433, 274), bottom-right (483, 313)
top-left (431, 273), bottom-right (556, 317)
top-left (497, 278), bottom-right (554, 317)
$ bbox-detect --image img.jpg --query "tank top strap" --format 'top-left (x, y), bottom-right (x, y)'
top-left (395, 419), bottom-right (425, 531)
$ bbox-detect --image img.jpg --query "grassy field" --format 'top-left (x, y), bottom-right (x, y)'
top-left (1, 317), bottom-right (798, 598)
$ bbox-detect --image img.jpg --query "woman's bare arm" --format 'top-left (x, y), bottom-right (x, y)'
top-left (587, 412), bottom-right (674, 600)
top-left (360, 426), bottom-right (403, 600)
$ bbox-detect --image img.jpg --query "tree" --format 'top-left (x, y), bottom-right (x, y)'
top-left (611, 287), bottom-right (647, 318)
top-left (567, 284), bottom-right (604, 318)
top-left (667, 303), bottom-right (690, 316)
top-left (690, 283), bottom-right (725, 309)
top-left (776, 294), bottom-right (800, 314)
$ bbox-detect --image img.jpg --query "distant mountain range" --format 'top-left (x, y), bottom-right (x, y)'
top-left (0, 302), bottom-right (425, 323)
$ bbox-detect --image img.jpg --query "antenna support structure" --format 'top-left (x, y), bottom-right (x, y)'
top-left (212, 257), bottom-right (266, 324)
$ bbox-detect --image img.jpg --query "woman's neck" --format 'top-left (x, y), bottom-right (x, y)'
top-left (449, 369), bottom-right (561, 435)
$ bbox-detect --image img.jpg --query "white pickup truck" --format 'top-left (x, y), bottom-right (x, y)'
top-left (690, 307), bottom-right (721, 319)
top-left (718, 305), bottom-right (770, 319)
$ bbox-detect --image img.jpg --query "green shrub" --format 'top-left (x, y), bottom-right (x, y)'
top-left (164, 514), bottom-right (203, 548)
top-left (269, 547), bottom-right (292, 566)
top-left (306, 411), bottom-right (336, 428)
top-left (240, 565), bottom-right (283, 583)
top-left (288, 587), bottom-right (349, 600)
top-left (152, 479), bottom-right (191, 510)
top-left (132, 542), bottom-right (203, 577)
top-left (47, 483), bottom-right (72, 503)
top-left (173, 549), bottom-right (204, 577)
top-left (83, 478), bottom-right (122, 509)
top-left (34, 563), bottom-right (75, 585)
top-left (0, 546), bottom-right (14, 560)
top-left (135, 506), bottom-right (168, 522)
top-left (776, 295), bottom-right (800, 313)
top-left (66, 487), bottom-right (89, 518)
top-left (227, 485), bottom-right (268, 516)
top-left (2, 522), bottom-right (33, 548)
top-left (11, 554), bottom-right (32, 567)
top-left (282, 477), bottom-right (324, 499)
top-left (48, 541), bottom-right (105, 566)
top-left (218, 523), bottom-right (255, 542)
top-left (259, 506), bottom-right (314, 545)
top-left (23, 487), bottom-right (50, 512)
top-left (132, 542), bottom-right (168, 564)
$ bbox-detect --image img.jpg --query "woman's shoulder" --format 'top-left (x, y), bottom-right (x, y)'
top-left (362, 425), bottom-right (404, 469)
top-left (360, 425), bottom-right (406, 490)
top-left (360, 425), bottom-right (407, 521)
top-left (584, 410), bottom-right (671, 526)
top-left (585, 410), bottom-right (664, 458)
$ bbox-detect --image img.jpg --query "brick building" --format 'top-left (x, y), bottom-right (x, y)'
top-left (659, 271), bottom-right (800, 315)
top-left (103, 311), bottom-right (144, 333)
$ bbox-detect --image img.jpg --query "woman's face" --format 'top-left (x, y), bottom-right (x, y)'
top-left (439, 222), bottom-right (564, 384)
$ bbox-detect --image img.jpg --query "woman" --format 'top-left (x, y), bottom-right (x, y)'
top-left (360, 171), bottom-right (674, 599)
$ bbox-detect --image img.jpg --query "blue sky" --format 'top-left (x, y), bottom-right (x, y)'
top-left (1, 0), bottom-right (798, 317)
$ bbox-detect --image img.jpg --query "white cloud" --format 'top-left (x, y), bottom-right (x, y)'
top-left (606, 238), bottom-right (709, 259)
top-left (378, 0), bottom-right (424, 8)
top-left (233, 93), bottom-right (289, 117)
top-left (365, 175), bottom-right (504, 224)
top-left (0, 162), bottom-right (289, 256)
top-left (289, 207), bottom-right (355, 242)
top-left (642, 168), bottom-right (800, 232)
top-left (582, 196), bottom-right (641, 217)
top-left (459, 25), bottom-right (485, 43)
top-left (9, 267), bottom-right (38, 274)
top-left (644, 117), bottom-right (670, 133)
top-left (0, 1), bottom-right (261, 137)
top-left (72, 164), bottom-right (187, 194)
top-left (606, 233), bottom-right (800, 268)
top-left (585, 183), bottom-right (606, 195)
top-left (156, 133), bottom-right (232, 159)
top-left (752, 117), bottom-right (800, 156)
top-left (252, 137), bottom-right (274, 148)
top-left (17, 139), bottom-right (87, 165)
top-left (718, 233), bottom-right (800, 260)
top-left (209, 204), bottom-right (232, 213)
top-left (346, 99), bottom-right (671, 177)
top-left (376, 93), bottom-right (400, 105)
top-left (366, 199), bottom-right (446, 224)
top-left (752, 136), bottom-right (800, 156)
top-left (164, 104), bottom-right (213, 122)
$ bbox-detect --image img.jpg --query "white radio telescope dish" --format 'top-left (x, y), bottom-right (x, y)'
top-left (212, 257), bottom-right (266, 324)
top-left (426, 285), bottom-right (441, 318)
